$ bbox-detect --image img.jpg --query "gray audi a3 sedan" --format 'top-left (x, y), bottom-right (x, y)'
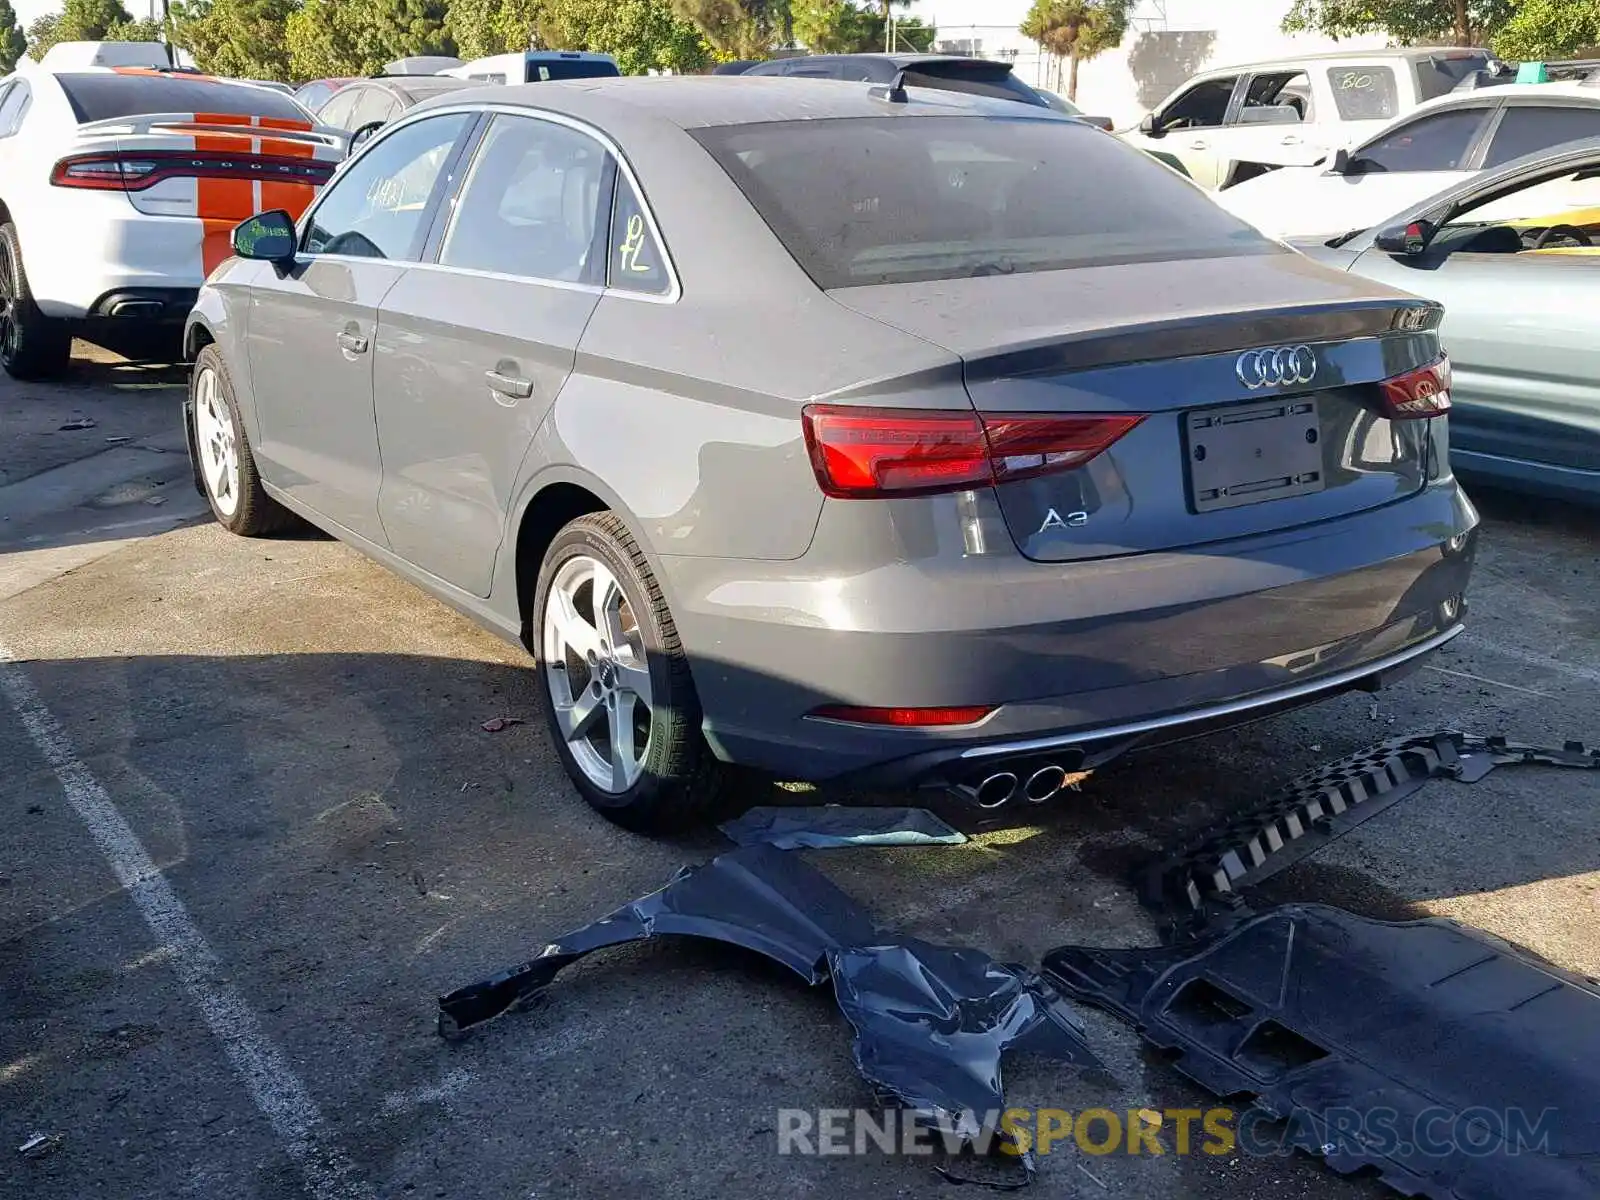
top-left (182, 76), bottom-right (1478, 831)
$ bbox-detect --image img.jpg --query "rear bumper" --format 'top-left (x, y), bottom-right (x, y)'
top-left (25, 200), bottom-right (207, 320)
top-left (660, 478), bottom-right (1478, 787)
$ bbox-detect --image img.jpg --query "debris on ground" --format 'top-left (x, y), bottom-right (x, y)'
top-left (1044, 904), bottom-right (1600, 1200)
top-left (104, 435), bottom-right (130, 444)
top-left (437, 845), bottom-right (1097, 1140)
top-left (480, 717), bottom-right (524, 733)
top-left (57, 417), bottom-right (96, 431)
top-left (1141, 731), bottom-right (1600, 936)
top-left (719, 805), bottom-right (967, 849)
top-left (17, 1132), bottom-right (62, 1159)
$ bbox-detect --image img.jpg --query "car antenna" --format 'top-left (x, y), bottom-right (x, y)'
top-left (870, 69), bottom-right (909, 104)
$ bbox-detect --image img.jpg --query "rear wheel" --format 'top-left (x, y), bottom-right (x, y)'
top-left (0, 222), bottom-right (72, 380)
top-left (535, 513), bottom-right (723, 832)
top-left (192, 345), bottom-right (296, 536)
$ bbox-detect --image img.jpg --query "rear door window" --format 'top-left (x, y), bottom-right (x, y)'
top-left (1326, 66), bottom-right (1400, 120)
top-left (693, 115), bottom-right (1277, 289)
top-left (1483, 105), bottom-right (1600, 168)
top-left (1348, 106), bottom-right (1491, 172)
top-left (607, 173), bottom-right (672, 296)
top-left (1236, 70), bottom-right (1312, 124)
top-left (438, 114), bottom-right (610, 284)
top-left (54, 73), bottom-right (310, 124)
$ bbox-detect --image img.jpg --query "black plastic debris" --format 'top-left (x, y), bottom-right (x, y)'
top-left (1043, 904), bottom-right (1600, 1200)
top-left (439, 845), bottom-right (1097, 1137)
top-left (720, 805), bottom-right (967, 849)
top-left (1143, 731), bottom-right (1600, 932)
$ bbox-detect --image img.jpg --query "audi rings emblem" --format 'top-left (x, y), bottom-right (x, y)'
top-left (1236, 345), bottom-right (1317, 390)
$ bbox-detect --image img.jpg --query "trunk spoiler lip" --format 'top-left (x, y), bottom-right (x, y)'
top-left (950, 299), bottom-right (1445, 382)
top-left (72, 112), bottom-right (348, 150)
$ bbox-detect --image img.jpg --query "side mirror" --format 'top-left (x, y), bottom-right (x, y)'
top-left (1327, 147), bottom-right (1351, 175)
top-left (1374, 219), bottom-right (1436, 257)
top-left (350, 120), bottom-right (383, 149)
top-left (231, 210), bottom-right (297, 264)
top-left (1139, 112), bottom-right (1162, 137)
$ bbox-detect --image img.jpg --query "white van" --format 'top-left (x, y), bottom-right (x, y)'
top-left (1122, 47), bottom-right (1497, 188)
top-left (440, 51), bottom-right (621, 85)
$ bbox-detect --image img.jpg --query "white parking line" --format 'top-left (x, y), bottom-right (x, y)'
top-left (0, 643), bottom-right (374, 1200)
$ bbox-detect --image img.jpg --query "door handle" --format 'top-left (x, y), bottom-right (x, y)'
top-left (337, 331), bottom-right (368, 354)
top-left (1280, 134), bottom-right (1303, 146)
top-left (485, 369), bottom-right (533, 399)
top-left (1189, 139), bottom-right (1209, 150)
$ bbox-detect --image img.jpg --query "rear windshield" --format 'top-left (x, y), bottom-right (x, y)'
top-left (524, 60), bottom-right (620, 81)
top-left (692, 115), bottom-right (1277, 289)
top-left (57, 72), bottom-right (309, 124)
top-left (1414, 52), bottom-right (1493, 101)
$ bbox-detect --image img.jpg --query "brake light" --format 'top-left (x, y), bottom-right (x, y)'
top-left (1378, 356), bottom-right (1452, 420)
top-left (808, 704), bottom-right (995, 727)
top-left (51, 151), bottom-right (334, 192)
top-left (801, 405), bottom-right (1144, 499)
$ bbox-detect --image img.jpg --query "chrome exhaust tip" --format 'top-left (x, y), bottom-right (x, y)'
top-left (975, 772), bottom-right (1019, 808)
top-left (1024, 765), bottom-right (1068, 803)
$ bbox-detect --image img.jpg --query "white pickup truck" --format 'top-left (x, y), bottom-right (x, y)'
top-left (1121, 46), bottom-right (1497, 189)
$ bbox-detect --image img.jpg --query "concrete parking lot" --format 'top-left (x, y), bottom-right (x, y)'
top-left (3, 350), bottom-right (1597, 1199)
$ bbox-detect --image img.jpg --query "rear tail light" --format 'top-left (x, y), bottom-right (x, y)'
top-left (51, 151), bottom-right (334, 192)
top-left (808, 704), bottom-right (995, 727)
top-left (1378, 356), bottom-right (1452, 420)
top-left (801, 405), bottom-right (1144, 499)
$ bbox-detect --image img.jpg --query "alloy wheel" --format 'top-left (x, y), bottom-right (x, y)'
top-left (542, 555), bottom-right (654, 794)
top-left (194, 366), bottom-right (240, 517)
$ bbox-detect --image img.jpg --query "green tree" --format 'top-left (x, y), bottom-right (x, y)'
top-left (792, 0), bottom-right (880, 52)
top-left (285, 0), bottom-right (365, 75)
top-left (447, 0), bottom-right (516, 57)
top-left (26, 0), bottom-right (161, 60)
top-left (541, 0), bottom-right (711, 72)
top-left (0, 0), bottom-right (26, 72)
top-left (668, 0), bottom-right (786, 58)
top-left (1281, 0), bottom-right (1516, 47)
top-left (1020, 0), bottom-right (1130, 99)
top-left (888, 11), bottom-right (933, 51)
top-left (170, 0), bottom-right (297, 79)
top-left (1494, 0), bottom-right (1600, 60)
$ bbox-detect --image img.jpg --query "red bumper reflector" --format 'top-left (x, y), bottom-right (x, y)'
top-left (808, 704), bottom-right (995, 727)
top-left (1378, 356), bottom-right (1452, 420)
top-left (801, 405), bottom-right (1144, 499)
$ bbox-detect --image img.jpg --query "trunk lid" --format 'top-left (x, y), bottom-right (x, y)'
top-left (828, 252), bottom-right (1443, 563)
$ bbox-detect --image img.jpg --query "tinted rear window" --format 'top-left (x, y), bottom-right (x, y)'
top-left (525, 60), bottom-right (620, 81)
top-left (692, 115), bottom-right (1276, 289)
top-left (57, 73), bottom-right (309, 124)
top-left (1326, 66), bottom-right (1400, 120)
top-left (1415, 52), bottom-right (1493, 101)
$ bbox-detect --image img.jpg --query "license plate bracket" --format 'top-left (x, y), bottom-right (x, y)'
top-left (1184, 397), bottom-right (1325, 514)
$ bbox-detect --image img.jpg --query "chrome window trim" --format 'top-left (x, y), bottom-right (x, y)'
top-left (295, 101), bottom-right (682, 304)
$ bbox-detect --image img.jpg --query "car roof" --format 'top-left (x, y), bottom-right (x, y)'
top-left (1209, 45), bottom-right (1492, 72)
top-left (783, 52), bottom-right (1012, 68)
top-left (409, 74), bottom-right (1057, 130)
top-left (368, 75), bottom-right (476, 102)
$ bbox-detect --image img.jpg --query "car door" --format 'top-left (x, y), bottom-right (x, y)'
top-left (1125, 73), bottom-right (1242, 187)
top-left (1302, 102), bottom-right (1500, 237)
top-left (1348, 166), bottom-right (1600, 480)
top-left (246, 111), bottom-right (475, 543)
top-left (371, 113), bottom-right (613, 596)
top-left (1220, 68), bottom-right (1323, 178)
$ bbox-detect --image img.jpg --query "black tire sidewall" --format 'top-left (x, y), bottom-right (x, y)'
top-left (534, 519), bottom-right (682, 816)
top-left (0, 224), bottom-right (68, 380)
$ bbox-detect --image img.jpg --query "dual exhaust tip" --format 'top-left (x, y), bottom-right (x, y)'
top-left (973, 764), bottom-right (1070, 808)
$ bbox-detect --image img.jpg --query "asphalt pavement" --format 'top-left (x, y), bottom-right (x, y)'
top-left (2, 347), bottom-right (1597, 1199)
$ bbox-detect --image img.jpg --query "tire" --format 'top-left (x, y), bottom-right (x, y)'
top-left (534, 512), bottom-right (724, 832)
top-left (0, 222), bottom-right (72, 380)
top-left (190, 345), bottom-right (296, 536)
